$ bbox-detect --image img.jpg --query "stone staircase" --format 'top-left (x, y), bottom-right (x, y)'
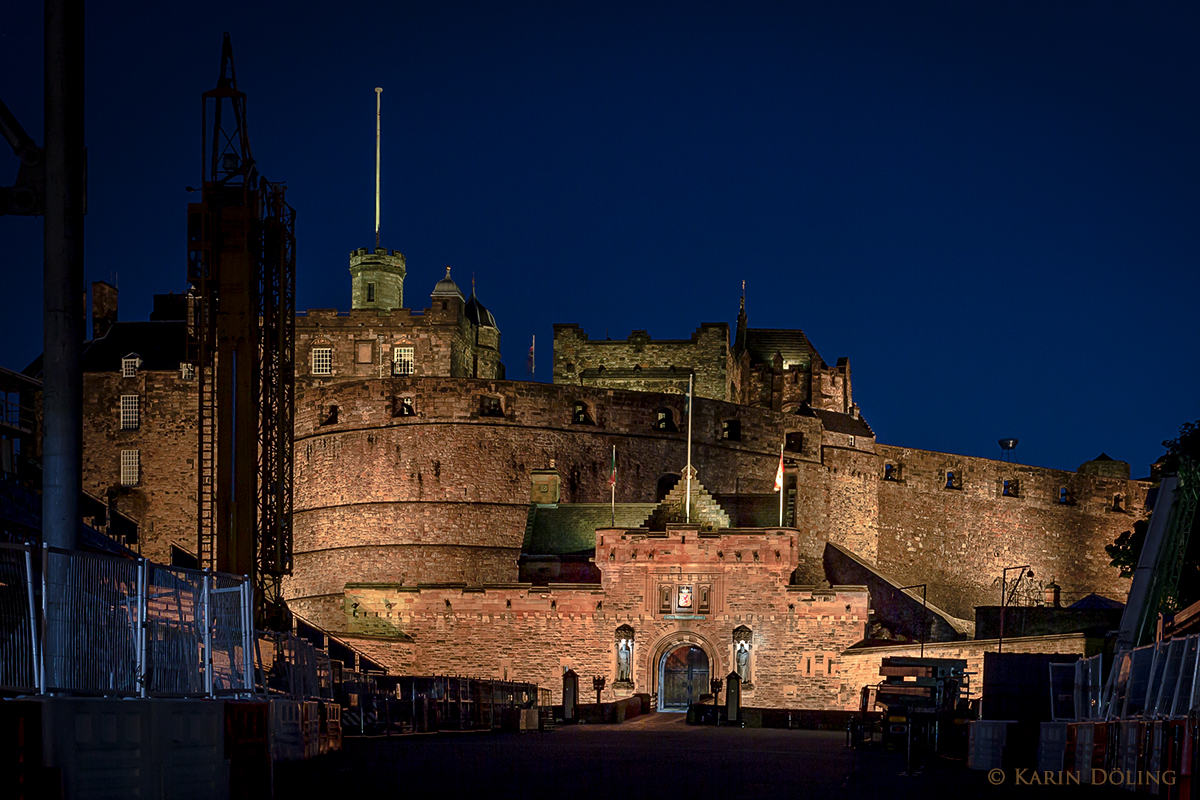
top-left (644, 474), bottom-right (732, 531)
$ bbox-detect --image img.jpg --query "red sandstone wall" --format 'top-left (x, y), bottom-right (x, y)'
top-left (344, 526), bottom-right (870, 709)
top-left (874, 445), bottom-right (1149, 619)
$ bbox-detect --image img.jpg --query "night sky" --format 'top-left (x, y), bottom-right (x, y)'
top-left (2, 2), bottom-right (1197, 478)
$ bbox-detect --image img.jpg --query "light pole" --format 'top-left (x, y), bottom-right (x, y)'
top-left (899, 584), bottom-right (928, 657)
top-left (998, 566), bottom-right (1033, 654)
top-left (711, 677), bottom-right (723, 726)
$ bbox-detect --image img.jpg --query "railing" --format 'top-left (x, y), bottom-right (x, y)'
top-left (0, 542), bottom-right (254, 698)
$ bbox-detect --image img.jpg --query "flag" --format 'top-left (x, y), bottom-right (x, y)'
top-left (607, 446), bottom-right (617, 487)
top-left (774, 450), bottom-right (784, 492)
top-left (527, 335), bottom-right (535, 376)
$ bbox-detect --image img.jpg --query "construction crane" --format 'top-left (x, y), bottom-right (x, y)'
top-left (186, 34), bottom-right (295, 629)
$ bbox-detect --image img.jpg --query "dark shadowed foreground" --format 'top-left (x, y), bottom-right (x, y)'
top-left (276, 714), bottom-right (1135, 800)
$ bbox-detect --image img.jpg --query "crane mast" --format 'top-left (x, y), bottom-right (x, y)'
top-left (187, 34), bottom-right (295, 628)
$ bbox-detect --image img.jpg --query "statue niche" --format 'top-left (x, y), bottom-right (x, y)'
top-left (733, 625), bottom-right (753, 687)
top-left (614, 624), bottom-right (635, 687)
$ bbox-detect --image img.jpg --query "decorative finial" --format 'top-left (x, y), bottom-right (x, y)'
top-left (445, 265), bottom-right (452, 278)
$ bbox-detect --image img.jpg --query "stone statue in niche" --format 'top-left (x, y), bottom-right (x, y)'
top-left (733, 625), bottom-right (753, 686)
top-left (614, 624), bottom-right (635, 686)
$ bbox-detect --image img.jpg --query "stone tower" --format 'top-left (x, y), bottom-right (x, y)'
top-left (349, 247), bottom-right (407, 310)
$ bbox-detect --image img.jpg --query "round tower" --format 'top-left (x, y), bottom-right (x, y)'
top-left (349, 247), bottom-right (407, 310)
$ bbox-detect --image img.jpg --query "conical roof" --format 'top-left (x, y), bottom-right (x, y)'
top-left (465, 293), bottom-right (497, 329)
top-left (431, 266), bottom-right (463, 300)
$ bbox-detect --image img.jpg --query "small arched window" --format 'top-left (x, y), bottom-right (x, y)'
top-left (1113, 494), bottom-right (1125, 512)
top-left (721, 420), bottom-right (741, 441)
top-left (654, 408), bottom-right (677, 433)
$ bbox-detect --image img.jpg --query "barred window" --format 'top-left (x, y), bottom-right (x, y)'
top-left (121, 356), bottom-right (139, 378)
top-left (179, 362), bottom-right (196, 381)
top-left (120, 450), bottom-right (140, 486)
top-left (393, 346), bottom-right (414, 376)
top-left (312, 347), bottom-right (332, 376)
top-left (120, 395), bottom-right (140, 430)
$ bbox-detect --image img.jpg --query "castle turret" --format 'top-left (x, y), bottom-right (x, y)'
top-left (349, 247), bottom-right (406, 310)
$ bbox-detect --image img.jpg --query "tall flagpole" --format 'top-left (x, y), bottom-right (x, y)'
top-left (778, 443), bottom-right (785, 526)
top-left (685, 373), bottom-right (694, 523)
top-left (374, 87), bottom-right (382, 248)
top-left (610, 444), bottom-right (616, 527)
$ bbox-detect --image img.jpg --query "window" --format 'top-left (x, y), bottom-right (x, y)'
top-left (945, 471), bottom-right (959, 490)
top-left (1059, 487), bottom-right (1069, 504)
top-left (884, 464), bottom-right (897, 481)
top-left (356, 341), bottom-right (374, 364)
top-left (311, 347), bottom-right (332, 376)
top-left (323, 405), bottom-right (339, 425)
top-left (654, 409), bottom-right (677, 432)
top-left (393, 346), bottom-right (414, 376)
top-left (721, 420), bottom-right (741, 441)
top-left (398, 397), bottom-right (415, 417)
top-left (367, 282), bottom-right (375, 302)
top-left (657, 584), bottom-right (672, 615)
top-left (1002, 479), bottom-right (1018, 497)
top-left (121, 356), bottom-right (139, 378)
top-left (120, 395), bottom-right (140, 430)
top-left (480, 396), bottom-right (504, 418)
top-left (1113, 494), bottom-right (1125, 512)
top-left (120, 449), bottom-right (139, 486)
top-left (572, 402), bottom-right (594, 425)
top-left (179, 362), bottom-right (195, 381)
top-left (849, 435), bottom-right (856, 448)
top-left (785, 432), bottom-right (803, 453)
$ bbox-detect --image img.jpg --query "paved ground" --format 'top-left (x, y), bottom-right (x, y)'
top-left (275, 713), bottom-right (1137, 799)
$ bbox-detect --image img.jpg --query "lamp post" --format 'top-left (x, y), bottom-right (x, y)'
top-left (593, 675), bottom-right (606, 706)
top-left (899, 584), bottom-right (928, 657)
top-left (998, 566), bottom-right (1033, 654)
top-left (711, 677), bottom-right (723, 726)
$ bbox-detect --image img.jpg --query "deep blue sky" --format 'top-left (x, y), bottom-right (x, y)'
top-left (2, 1), bottom-right (1197, 477)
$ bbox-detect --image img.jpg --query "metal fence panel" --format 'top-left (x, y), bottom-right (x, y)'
top-left (210, 573), bottom-right (250, 695)
top-left (143, 564), bottom-right (206, 696)
top-left (42, 545), bottom-right (141, 695)
top-left (0, 542), bottom-right (36, 692)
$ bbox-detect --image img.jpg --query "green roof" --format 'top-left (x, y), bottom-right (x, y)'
top-left (522, 503), bottom-right (658, 556)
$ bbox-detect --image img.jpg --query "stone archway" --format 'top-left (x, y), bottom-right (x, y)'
top-left (660, 645), bottom-right (708, 709)
top-left (647, 630), bottom-right (721, 711)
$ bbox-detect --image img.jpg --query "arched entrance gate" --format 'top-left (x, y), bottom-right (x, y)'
top-left (659, 645), bottom-right (708, 710)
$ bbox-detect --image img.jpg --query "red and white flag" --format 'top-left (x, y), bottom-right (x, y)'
top-left (774, 450), bottom-right (784, 492)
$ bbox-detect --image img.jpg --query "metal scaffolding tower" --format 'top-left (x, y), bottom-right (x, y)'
top-left (187, 34), bottom-right (295, 628)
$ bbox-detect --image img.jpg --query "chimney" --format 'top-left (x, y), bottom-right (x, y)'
top-left (1044, 580), bottom-right (1061, 608)
top-left (92, 281), bottom-right (118, 340)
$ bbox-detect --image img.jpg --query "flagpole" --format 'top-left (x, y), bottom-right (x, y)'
top-left (611, 444), bottom-right (616, 527)
top-left (778, 443), bottom-right (784, 527)
top-left (685, 373), bottom-right (693, 523)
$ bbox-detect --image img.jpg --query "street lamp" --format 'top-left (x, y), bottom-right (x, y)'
top-left (593, 675), bottom-right (606, 706)
top-left (711, 677), bottom-right (723, 726)
top-left (899, 584), bottom-right (928, 657)
top-left (998, 566), bottom-right (1034, 654)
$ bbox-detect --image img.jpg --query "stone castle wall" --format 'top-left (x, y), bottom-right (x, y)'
top-left (873, 444), bottom-right (1149, 618)
top-left (553, 324), bottom-right (731, 400)
top-left (80, 370), bottom-right (198, 564)
top-left (344, 526), bottom-right (871, 709)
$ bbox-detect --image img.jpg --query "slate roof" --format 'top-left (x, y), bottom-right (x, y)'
top-left (521, 503), bottom-right (659, 556)
top-left (464, 293), bottom-right (498, 329)
top-left (797, 406), bottom-right (875, 439)
top-left (24, 320), bottom-right (188, 378)
top-left (743, 329), bottom-right (823, 368)
top-left (1068, 593), bottom-right (1126, 610)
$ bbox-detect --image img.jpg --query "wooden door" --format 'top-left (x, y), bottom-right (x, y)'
top-left (662, 646), bottom-right (709, 708)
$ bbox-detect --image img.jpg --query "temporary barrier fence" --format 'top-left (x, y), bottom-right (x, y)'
top-left (0, 542), bottom-right (255, 699)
